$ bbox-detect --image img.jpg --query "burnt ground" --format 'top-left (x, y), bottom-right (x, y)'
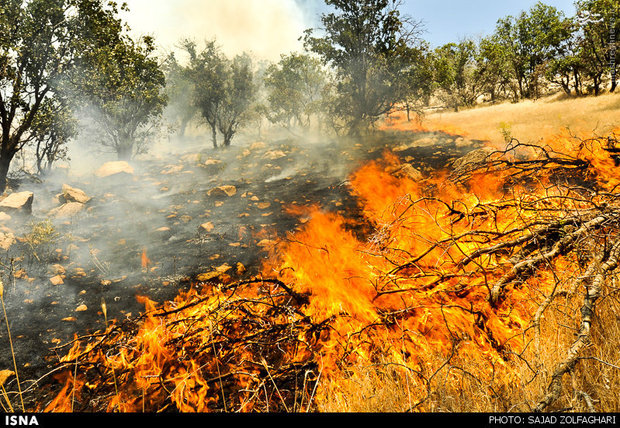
top-left (0, 129), bottom-right (483, 408)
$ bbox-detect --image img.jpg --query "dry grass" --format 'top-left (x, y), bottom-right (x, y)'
top-left (420, 92), bottom-right (620, 146)
top-left (319, 93), bottom-right (620, 413)
top-left (315, 285), bottom-right (620, 413)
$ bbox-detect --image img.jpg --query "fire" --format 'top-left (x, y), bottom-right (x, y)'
top-left (42, 126), bottom-right (620, 412)
top-left (141, 248), bottom-right (151, 270)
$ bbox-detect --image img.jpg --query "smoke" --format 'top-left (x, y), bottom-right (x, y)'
top-left (121, 0), bottom-right (318, 61)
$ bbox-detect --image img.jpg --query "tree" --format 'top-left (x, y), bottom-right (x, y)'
top-left (303, 0), bottom-right (424, 135)
top-left (495, 2), bottom-right (572, 99)
top-left (31, 98), bottom-right (76, 174)
top-left (216, 53), bottom-right (256, 147)
top-left (264, 53), bottom-right (326, 131)
top-left (574, 0), bottom-right (619, 94)
top-left (183, 41), bottom-right (255, 148)
top-left (183, 40), bottom-right (227, 149)
top-left (545, 19), bottom-right (584, 96)
top-left (476, 35), bottom-right (515, 102)
top-left (163, 52), bottom-right (200, 137)
top-left (398, 42), bottom-right (434, 121)
top-left (433, 40), bottom-right (483, 111)
top-left (0, 0), bottom-right (115, 192)
top-left (75, 35), bottom-right (167, 160)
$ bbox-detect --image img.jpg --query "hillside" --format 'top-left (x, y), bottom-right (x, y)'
top-left (390, 92), bottom-right (620, 147)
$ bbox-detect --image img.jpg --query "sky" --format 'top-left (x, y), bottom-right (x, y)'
top-left (121, 0), bottom-right (579, 61)
top-left (402, 0), bottom-right (577, 47)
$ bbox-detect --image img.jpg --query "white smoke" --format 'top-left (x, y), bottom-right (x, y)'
top-left (121, 0), bottom-right (318, 61)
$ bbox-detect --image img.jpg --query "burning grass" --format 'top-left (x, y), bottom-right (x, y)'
top-left (34, 126), bottom-right (620, 413)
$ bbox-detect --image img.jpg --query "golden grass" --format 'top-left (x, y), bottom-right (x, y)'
top-left (318, 93), bottom-right (620, 413)
top-left (421, 92), bottom-right (620, 146)
top-left (316, 284), bottom-right (620, 413)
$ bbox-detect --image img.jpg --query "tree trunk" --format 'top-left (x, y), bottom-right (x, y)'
top-left (593, 75), bottom-right (601, 96)
top-left (211, 124), bottom-right (217, 149)
top-left (0, 153), bottom-right (14, 194)
top-left (117, 141), bottom-right (133, 160)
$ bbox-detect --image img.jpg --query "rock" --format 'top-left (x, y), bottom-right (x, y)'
top-left (257, 239), bottom-right (276, 248)
top-left (0, 230), bottom-right (15, 251)
top-left (49, 202), bottom-right (84, 218)
top-left (0, 212), bottom-right (11, 222)
top-left (450, 147), bottom-right (497, 178)
top-left (249, 142), bottom-right (266, 150)
top-left (161, 164), bottom-right (184, 175)
top-left (49, 275), bottom-right (64, 286)
top-left (196, 263), bottom-right (232, 282)
top-left (200, 222), bottom-right (215, 232)
top-left (207, 185), bottom-right (237, 198)
top-left (60, 184), bottom-right (91, 204)
top-left (0, 191), bottom-right (33, 213)
top-left (390, 163), bottom-right (423, 181)
top-left (181, 153), bottom-right (202, 164)
top-left (94, 161), bottom-right (134, 178)
top-left (48, 264), bottom-right (66, 276)
top-left (263, 150), bottom-right (286, 160)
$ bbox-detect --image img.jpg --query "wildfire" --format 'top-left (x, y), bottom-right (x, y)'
top-left (41, 125), bottom-right (620, 412)
top-left (141, 248), bottom-right (151, 271)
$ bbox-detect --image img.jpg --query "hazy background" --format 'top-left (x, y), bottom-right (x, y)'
top-left (121, 0), bottom-right (578, 61)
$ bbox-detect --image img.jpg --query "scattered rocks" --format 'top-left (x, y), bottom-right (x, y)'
top-left (94, 161), bottom-right (134, 178)
top-left (249, 142), bottom-right (266, 150)
top-left (0, 191), bottom-right (34, 213)
top-left (207, 185), bottom-right (237, 198)
top-left (450, 146), bottom-right (497, 178)
top-left (200, 222), bottom-right (215, 232)
top-left (48, 202), bottom-right (84, 218)
top-left (161, 164), bottom-right (184, 175)
top-left (196, 263), bottom-right (232, 282)
top-left (263, 150), bottom-right (286, 160)
top-left (60, 184), bottom-right (91, 204)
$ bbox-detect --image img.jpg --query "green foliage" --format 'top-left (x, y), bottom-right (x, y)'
top-left (264, 53), bottom-right (327, 130)
top-left (476, 35), bottom-right (515, 101)
top-left (432, 39), bottom-right (483, 111)
top-left (23, 219), bottom-right (60, 262)
top-left (398, 43), bottom-right (434, 120)
top-left (574, 0), bottom-right (620, 94)
top-left (303, 0), bottom-right (425, 135)
top-left (75, 34), bottom-right (167, 159)
top-left (31, 98), bottom-right (77, 174)
top-left (495, 2), bottom-right (573, 99)
top-left (0, 0), bottom-right (149, 189)
top-left (182, 40), bottom-right (256, 148)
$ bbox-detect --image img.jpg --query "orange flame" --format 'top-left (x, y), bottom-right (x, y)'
top-left (141, 248), bottom-right (151, 270)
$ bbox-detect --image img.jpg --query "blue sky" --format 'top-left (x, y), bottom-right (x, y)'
top-left (307, 0), bottom-right (578, 48)
top-left (400, 0), bottom-right (577, 47)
